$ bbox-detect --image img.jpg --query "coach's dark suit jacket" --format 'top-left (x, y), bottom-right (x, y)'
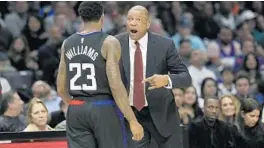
top-left (116, 32), bottom-right (192, 137)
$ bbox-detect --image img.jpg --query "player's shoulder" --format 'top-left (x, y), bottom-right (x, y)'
top-left (103, 35), bottom-right (120, 45)
top-left (115, 32), bottom-right (129, 41)
top-left (62, 33), bottom-right (78, 46)
top-left (101, 35), bottom-right (120, 58)
top-left (64, 33), bottom-right (79, 42)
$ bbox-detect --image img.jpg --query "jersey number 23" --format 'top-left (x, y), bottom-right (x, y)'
top-left (69, 63), bottom-right (97, 91)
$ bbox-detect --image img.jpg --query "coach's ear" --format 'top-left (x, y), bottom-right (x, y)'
top-left (147, 17), bottom-right (151, 29)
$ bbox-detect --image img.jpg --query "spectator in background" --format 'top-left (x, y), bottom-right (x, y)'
top-left (188, 50), bottom-right (217, 97)
top-left (102, 2), bottom-right (119, 34)
top-left (0, 91), bottom-right (26, 132)
top-left (8, 36), bottom-right (31, 71)
top-left (22, 14), bottom-right (48, 51)
top-left (207, 26), bottom-right (242, 68)
top-left (207, 51), bottom-right (226, 81)
top-left (193, 2), bottom-right (220, 40)
top-left (173, 88), bottom-right (184, 108)
top-left (23, 98), bottom-right (53, 131)
top-left (54, 100), bottom-right (67, 130)
top-left (187, 2), bottom-right (206, 27)
top-left (38, 2), bottom-right (54, 18)
top-left (41, 25), bottom-right (64, 49)
top-left (236, 21), bottom-right (252, 42)
top-left (201, 78), bottom-right (219, 98)
top-left (234, 40), bottom-right (251, 69)
top-left (188, 97), bottom-right (235, 148)
top-left (235, 75), bottom-right (252, 103)
top-left (178, 38), bottom-right (192, 66)
top-left (102, 2), bottom-right (128, 35)
top-left (0, 21), bottom-right (13, 52)
top-left (4, 1), bottom-right (29, 37)
top-left (253, 15), bottom-right (264, 46)
top-left (232, 98), bottom-right (264, 148)
top-left (183, 10), bottom-right (196, 22)
top-left (234, 40), bottom-right (264, 72)
top-left (0, 52), bottom-right (16, 73)
top-left (49, 100), bottom-right (66, 128)
top-left (241, 40), bottom-right (256, 55)
top-left (199, 77), bottom-right (220, 109)
top-left (153, 2), bottom-right (176, 36)
top-left (169, 2), bottom-right (182, 35)
top-left (180, 86), bottom-right (203, 125)
top-left (171, 16), bottom-right (206, 52)
top-left (237, 10), bottom-right (264, 57)
top-left (38, 26), bottom-right (63, 86)
top-left (255, 80), bottom-right (264, 105)
top-left (238, 10), bottom-right (257, 33)
top-left (147, 3), bottom-right (169, 37)
top-left (237, 52), bottom-right (262, 94)
top-left (251, 1), bottom-right (263, 14)
top-left (213, 1), bottom-right (236, 30)
top-left (31, 80), bottom-right (61, 114)
top-left (44, 2), bottom-right (69, 31)
top-left (0, 53), bottom-right (12, 93)
top-left (53, 13), bottom-right (74, 37)
top-left (219, 95), bottom-right (240, 125)
top-left (218, 68), bottom-right (237, 95)
top-left (65, 2), bottom-right (80, 33)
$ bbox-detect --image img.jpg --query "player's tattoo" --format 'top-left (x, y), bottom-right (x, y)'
top-left (102, 36), bottom-right (137, 122)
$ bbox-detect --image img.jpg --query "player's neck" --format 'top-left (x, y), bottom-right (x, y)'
top-left (80, 23), bottom-right (102, 34)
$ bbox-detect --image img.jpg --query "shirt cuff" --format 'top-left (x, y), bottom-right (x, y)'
top-left (164, 75), bottom-right (172, 89)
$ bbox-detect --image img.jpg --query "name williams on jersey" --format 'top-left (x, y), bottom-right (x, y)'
top-left (65, 45), bottom-right (98, 61)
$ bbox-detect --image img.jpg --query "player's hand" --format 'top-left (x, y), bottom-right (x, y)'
top-left (129, 120), bottom-right (144, 141)
top-left (143, 74), bottom-right (169, 90)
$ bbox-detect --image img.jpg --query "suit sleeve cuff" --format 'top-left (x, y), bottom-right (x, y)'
top-left (164, 75), bottom-right (172, 89)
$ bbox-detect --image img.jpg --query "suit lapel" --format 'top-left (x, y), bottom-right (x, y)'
top-left (146, 32), bottom-right (156, 78)
top-left (120, 33), bottom-right (131, 86)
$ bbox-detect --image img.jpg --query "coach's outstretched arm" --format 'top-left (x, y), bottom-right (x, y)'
top-left (57, 40), bottom-right (72, 105)
top-left (102, 35), bottom-right (144, 141)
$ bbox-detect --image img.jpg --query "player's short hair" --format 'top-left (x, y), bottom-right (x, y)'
top-left (78, 1), bottom-right (104, 23)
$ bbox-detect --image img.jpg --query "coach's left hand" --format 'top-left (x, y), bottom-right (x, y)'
top-left (144, 74), bottom-right (169, 90)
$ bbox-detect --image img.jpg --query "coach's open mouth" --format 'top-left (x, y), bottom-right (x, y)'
top-left (130, 29), bottom-right (138, 34)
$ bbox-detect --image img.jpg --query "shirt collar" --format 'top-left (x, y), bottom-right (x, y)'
top-left (129, 32), bottom-right (148, 49)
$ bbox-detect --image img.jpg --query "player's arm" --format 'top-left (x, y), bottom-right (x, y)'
top-left (102, 36), bottom-right (143, 141)
top-left (102, 36), bottom-right (137, 122)
top-left (57, 40), bottom-right (72, 104)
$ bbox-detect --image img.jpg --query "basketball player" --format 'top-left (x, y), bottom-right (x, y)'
top-left (56, 2), bottom-right (143, 148)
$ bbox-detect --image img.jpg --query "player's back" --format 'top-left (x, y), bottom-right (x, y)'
top-left (63, 31), bottom-right (112, 99)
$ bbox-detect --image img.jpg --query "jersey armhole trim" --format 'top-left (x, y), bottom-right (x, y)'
top-left (76, 31), bottom-right (102, 36)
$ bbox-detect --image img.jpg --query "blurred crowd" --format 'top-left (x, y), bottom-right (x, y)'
top-left (0, 1), bottom-right (263, 147)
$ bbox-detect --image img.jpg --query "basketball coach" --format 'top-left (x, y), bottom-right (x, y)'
top-left (116, 5), bottom-right (192, 148)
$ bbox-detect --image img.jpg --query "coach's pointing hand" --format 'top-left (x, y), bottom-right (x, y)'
top-left (129, 120), bottom-right (144, 141)
top-left (144, 74), bottom-right (169, 90)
